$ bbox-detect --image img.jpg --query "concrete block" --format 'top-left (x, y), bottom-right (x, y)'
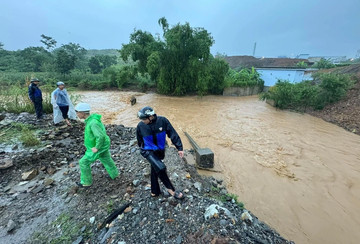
top-left (196, 148), bottom-right (214, 168)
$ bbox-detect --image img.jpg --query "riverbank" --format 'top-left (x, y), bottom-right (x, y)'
top-left (0, 113), bottom-right (292, 243)
top-left (306, 76), bottom-right (360, 136)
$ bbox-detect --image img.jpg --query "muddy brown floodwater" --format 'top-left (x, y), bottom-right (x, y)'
top-left (76, 91), bottom-right (360, 244)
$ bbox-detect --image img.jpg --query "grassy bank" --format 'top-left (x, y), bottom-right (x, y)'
top-left (260, 73), bottom-right (355, 111)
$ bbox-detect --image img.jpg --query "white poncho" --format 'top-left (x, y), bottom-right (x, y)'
top-left (51, 88), bottom-right (77, 124)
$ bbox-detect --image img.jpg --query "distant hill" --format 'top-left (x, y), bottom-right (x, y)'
top-left (86, 49), bottom-right (120, 57)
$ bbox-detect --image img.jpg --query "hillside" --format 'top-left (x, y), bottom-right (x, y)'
top-left (0, 114), bottom-right (293, 244)
top-left (307, 64), bottom-right (360, 135)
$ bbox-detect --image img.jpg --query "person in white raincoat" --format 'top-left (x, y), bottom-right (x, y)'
top-left (51, 82), bottom-right (76, 126)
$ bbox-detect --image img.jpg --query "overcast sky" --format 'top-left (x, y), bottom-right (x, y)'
top-left (1, 0), bottom-right (359, 58)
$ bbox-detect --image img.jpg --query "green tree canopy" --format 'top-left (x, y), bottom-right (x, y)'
top-left (55, 49), bottom-right (75, 75)
top-left (120, 30), bottom-right (163, 74)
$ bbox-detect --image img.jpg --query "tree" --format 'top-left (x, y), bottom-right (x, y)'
top-left (88, 56), bottom-right (102, 74)
top-left (18, 46), bottom-right (52, 72)
top-left (158, 20), bottom-right (214, 95)
top-left (88, 55), bottom-right (117, 74)
top-left (55, 49), bottom-right (75, 75)
top-left (59, 43), bottom-right (87, 71)
top-left (120, 30), bottom-right (163, 74)
top-left (40, 34), bottom-right (57, 51)
top-left (146, 51), bottom-right (161, 82)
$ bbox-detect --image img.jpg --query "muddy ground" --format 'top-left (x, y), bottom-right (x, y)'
top-left (0, 113), bottom-right (292, 244)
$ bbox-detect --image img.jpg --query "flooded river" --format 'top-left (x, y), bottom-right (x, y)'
top-left (77, 91), bottom-right (360, 244)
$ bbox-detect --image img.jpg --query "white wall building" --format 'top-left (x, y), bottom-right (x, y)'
top-left (256, 68), bottom-right (312, 87)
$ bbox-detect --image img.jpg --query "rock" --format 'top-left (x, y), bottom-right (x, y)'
top-left (194, 182), bottom-right (202, 192)
top-left (72, 236), bottom-right (83, 244)
top-left (21, 169), bottom-right (38, 180)
top-left (32, 185), bottom-right (44, 194)
top-left (132, 208), bottom-right (139, 214)
top-left (124, 206), bottom-right (132, 213)
top-left (132, 179), bottom-right (140, 187)
top-left (220, 219), bottom-right (227, 226)
top-left (0, 158), bottom-right (14, 169)
top-left (61, 192), bottom-right (68, 199)
top-left (19, 181), bottom-right (29, 186)
top-left (176, 235), bottom-right (182, 244)
top-left (90, 216), bottom-right (96, 224)
top-left (43, 178), bottom-right (54, 186)
top-left (204, 204), bottom-right (234, 220)
top-left (46, 167), bottom-right (56, 175)
top-left (65, 197), bottom-right (72, 203)
top-left (0, 113), bottom-right (6, 121)
top-left (17, 193), bottom-right (30, 200)
top-left (7, 219), bottom-right (16, 232)
top-left (130, 96), bottom-right (136, 105)
top-left (241, 211), bottom-right (253, 224)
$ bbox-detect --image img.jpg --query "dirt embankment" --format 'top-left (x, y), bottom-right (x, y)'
top-left (0, 113), bottom-right (293, 244)
top-left (307, 64), bottom-right (360, 135)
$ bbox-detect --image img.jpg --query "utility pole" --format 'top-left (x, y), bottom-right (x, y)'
top-left (253, 42), bottom-right (257, 57)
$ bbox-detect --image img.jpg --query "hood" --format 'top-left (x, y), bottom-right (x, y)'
top-left (85, 113), bottom-right (102, 123)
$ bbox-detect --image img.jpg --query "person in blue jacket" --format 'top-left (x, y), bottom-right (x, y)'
top-left (28, 78), bottom-right (43, 119)
top-left (136, 106), bottom-right (184, 199)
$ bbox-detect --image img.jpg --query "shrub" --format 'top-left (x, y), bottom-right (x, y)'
top-left (225, 67), bottom-right (264, 89)
top-left (260, 73), bottom-right (354, 110)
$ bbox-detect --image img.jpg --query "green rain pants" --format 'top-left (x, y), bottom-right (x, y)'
top-left (79, 149), bottom-right (119, 185)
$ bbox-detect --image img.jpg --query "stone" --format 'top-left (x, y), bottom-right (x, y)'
top-left (241, 211), bottom-right (253, 224)
top-left (124, 206), bottom-right (132, 213)
top-left (132, 208), bottom-right (139, 214)
top-left (65, 197), bottom-right (72, 203)
top-left (204, 204), bottom-right (234, 220)
top-left (132, 179), bottom-right (140, 187)
top-left (176, 235), bottom-right (182, 244)
top-left (32, 185), bottom-right (44, 194)
top-left (43, 178), bottom-right (54, 186)
top-left (61, 192), bottom-right (68, 199)
top-left (7, 219), bottom-right (16, 232)
top-left (0, 158), bottom-right (13, 170)
top-left (72, 236), bottom-right (83, 244)
top-left (194, 182), bottom-right (202, 192)
top-left (21, 169), bottom-right (38, 181)
top-left (46, 167), bottom-right (56, 175)
top-left (90, 216), bottom-right (95, 224)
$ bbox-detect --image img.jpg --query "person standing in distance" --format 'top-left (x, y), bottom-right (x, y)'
top-left (28, 78), bottom-right (43, 120)
top-left (51, 81), bottom-right (76, 126)
top-left (136, 106), bottom-right (184, 199)
top-left (75, 103), bottom-right (119, 187)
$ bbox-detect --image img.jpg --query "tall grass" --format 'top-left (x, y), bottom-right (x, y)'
top-left (0, 84), bottom-right (52, 114)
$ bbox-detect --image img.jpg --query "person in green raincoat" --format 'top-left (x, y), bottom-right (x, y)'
top-left (75, 103), bottom-right (119, 187)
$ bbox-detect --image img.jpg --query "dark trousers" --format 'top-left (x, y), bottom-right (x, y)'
top-left (59, 106), bottom-right (69, 119)
top-left (148, 153), bottom-right (175, 195)
top-left (34, 99), bottom-right (43, 119)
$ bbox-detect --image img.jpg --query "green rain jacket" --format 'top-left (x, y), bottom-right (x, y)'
top-left (83, 114), bottom-right (111, 160)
